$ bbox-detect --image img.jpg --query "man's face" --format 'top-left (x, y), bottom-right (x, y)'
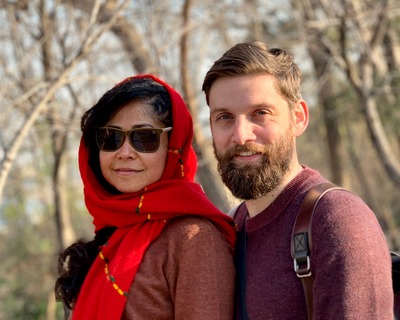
top-left (208, 74), bottom-right (296, 200)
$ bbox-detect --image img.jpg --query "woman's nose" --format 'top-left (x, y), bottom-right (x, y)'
top-left (116, 137), bottom-right (137, 159)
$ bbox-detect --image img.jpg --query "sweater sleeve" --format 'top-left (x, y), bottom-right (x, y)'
top-left (122, 217), bottom-right (235, 320)
top-left (311, 189), bottom-right (393, 319)
top-left (172, 218), bottom-right (235, 320)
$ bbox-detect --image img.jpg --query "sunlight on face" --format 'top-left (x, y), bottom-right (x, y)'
top-left (99, 102), bottom-right (169, 193)
top-left (209, 74), bottom-right (297, 198)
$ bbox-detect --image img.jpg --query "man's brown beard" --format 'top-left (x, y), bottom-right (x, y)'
top-left (214, 136), bottom-right (294, 200)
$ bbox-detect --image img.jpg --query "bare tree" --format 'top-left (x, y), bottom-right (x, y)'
top-left (1, 1), bottom-right (399, 317)
top-left (294, 0), bottom-right (400, 186)
top-left (291, 0), bottom-right (400, 248)
top-left (179, 0), bottom-right (233, 211)
top-left (0, 0), bottom-right (132, 253)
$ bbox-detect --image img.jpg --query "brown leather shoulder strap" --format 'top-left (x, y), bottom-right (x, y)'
top-left (291, 182), bottom-right (342, 320)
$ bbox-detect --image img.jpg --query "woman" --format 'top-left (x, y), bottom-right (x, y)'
top-left (55, 74), bottom-right (236, 319)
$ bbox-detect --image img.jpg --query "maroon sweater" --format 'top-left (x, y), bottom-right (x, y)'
top-left (235, 167), bottom-right (393, 320)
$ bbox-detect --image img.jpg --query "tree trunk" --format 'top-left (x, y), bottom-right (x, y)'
top-left (179, 0), bottom-right (232, 212)
top-left (308, 41), bottom-right (344, 185)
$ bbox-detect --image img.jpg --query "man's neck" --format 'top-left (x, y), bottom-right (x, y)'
top-left (245, 163), bottom-right (303, 218)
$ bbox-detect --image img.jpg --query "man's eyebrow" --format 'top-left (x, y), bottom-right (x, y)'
top-left (210, 107), bottom-right (230, 114)
top-left (253, 102), bottom-right (274, 109)
top-left (211, 103), bottom-right (274, 113)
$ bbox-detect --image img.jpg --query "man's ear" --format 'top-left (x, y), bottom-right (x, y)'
top-left (292, 99), bottom-right (309, 137)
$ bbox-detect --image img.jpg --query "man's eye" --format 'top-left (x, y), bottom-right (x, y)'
top-left (216, 114), bottom-right (233, 121)
top-left (254, 110), bottom-right (268, 116)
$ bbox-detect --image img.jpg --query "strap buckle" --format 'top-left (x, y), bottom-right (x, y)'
top-left (293, 232), bottom-right (312, 278)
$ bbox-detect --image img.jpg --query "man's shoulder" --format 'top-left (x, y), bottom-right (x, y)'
top-left (314, 186), bottom-right (369, 213)
top-left (311, 186), bottom-right (381, 242)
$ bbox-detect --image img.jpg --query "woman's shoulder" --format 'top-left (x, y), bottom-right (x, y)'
top-left (163, 215), bottom-right (224, 240)
top-left (160, 215), bottom-right (232, 252)
top-left (145, 215), bottom-right (233, 264)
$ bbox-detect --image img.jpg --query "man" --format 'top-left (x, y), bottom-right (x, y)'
top-left (202, 41), bottom-right (393, 319)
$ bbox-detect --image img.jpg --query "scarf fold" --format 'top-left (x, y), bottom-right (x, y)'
top-left (72, 74), bottom-right (236, 319)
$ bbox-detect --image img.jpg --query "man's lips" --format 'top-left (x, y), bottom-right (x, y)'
top-left (237, 151), bottom-right (258, 157)
top-left (234, 151), bottom-right (262, 162)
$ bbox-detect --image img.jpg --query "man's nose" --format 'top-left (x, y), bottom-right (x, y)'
top-left (232, 117), bottom-right (256, 145)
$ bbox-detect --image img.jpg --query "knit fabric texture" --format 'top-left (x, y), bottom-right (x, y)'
top-left (234, 166), bottom-right (393, 319)
top-left (122, 217), bottom-right (235, 319)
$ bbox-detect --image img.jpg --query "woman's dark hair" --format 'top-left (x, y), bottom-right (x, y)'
top-left (55, 227), bottom-right (116, 309)
top-left (55, 77), bottom-right (172, 310)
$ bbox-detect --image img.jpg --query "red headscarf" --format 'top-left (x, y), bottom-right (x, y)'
top-left (72, 74), bottom-right (236, 319)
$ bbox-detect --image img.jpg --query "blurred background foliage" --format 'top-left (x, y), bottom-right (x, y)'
top-left (0, 0), bottom-right (399, 318)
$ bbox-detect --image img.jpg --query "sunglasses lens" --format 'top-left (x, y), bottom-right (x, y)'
top-left (96, 128), bottom-right (165, 152)
top-left (96, 128), bottom-right (123, 151)
top-left (130, 129), bottom-right (159, 152)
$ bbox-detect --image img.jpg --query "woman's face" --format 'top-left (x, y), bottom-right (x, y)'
top-left (99, 101), bottom-right (169, 193)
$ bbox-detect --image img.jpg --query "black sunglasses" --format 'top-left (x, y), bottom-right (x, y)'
top-left (96, 127), bottom-right (172, 153)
